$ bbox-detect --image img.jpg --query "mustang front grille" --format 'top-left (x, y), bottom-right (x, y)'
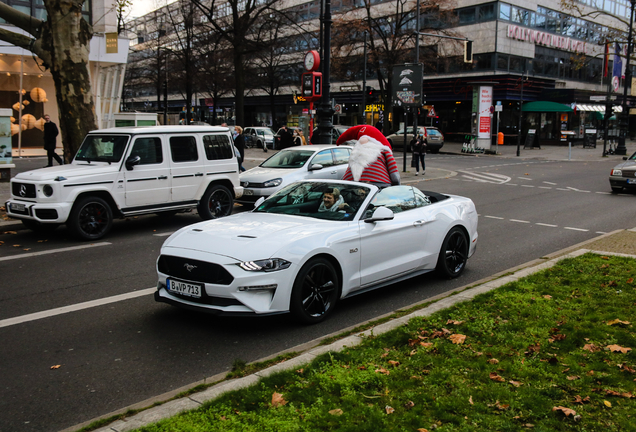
top-left (158, 255), bottom-right (234, 285)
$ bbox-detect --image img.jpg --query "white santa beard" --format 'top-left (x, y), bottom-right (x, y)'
top-left (348, 139), bottom-right (385, 181)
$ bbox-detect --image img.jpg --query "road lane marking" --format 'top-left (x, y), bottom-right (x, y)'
top-left (484, 215), bottom-right (504, 219)
top-left (510, 219), bottom-right (531, 223)
top-left (564, 227), bottom-right (589, 232)
top-left (538, 186), bottom-right (552, 189)
top-left (0, 287), bottom-right (156, 329)
top-left (536, 223), bottom-right (558, 227)
top-left (0, 242), bottom-right (111, 262)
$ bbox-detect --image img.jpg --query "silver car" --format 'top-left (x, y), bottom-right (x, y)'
top-left (386, 126), bottom-right (426, 151)
top-left (244, 127), bottom-right (276, 149)
top-left (609, 151), bottom-right (636, 193)
top-left (237, 145), bottom-right (352, 205)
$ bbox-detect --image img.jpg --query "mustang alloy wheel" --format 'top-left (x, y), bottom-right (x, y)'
top-left (198, 185), bottom-right (233, 220)
top-left (291, 257), bottom-right (340, 324)
top-left (436, 227), bottom-right (468, 278)
top-left (68, 196), bottom-right (113, 241)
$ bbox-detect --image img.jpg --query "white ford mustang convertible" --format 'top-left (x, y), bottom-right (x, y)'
top-left (155, 180), bottom-right (478, 323)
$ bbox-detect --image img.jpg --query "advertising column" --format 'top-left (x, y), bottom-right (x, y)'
top-left (477, 85), bottom-right (493, 150)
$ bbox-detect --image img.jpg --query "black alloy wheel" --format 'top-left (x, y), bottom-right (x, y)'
top-left (68, 196), bottom-right (113, 240)
top-left (198, 185), bottom-right (233, 220)
top-left (436, 227), bottom-right (469, 278)
top-left (291, 257), bottom-right (340, 324)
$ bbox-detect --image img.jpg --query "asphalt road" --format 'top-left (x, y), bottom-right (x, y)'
top-left (0, 152), bottom-right (633, 432)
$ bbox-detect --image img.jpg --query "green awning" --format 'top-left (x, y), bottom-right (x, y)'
top-left (522, 101), bottom-right (573, 112)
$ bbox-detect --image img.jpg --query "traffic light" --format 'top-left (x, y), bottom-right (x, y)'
top-left (464, 40), bottom-right (473, 63)
top-left (366, 86), bottom-right (376, 103)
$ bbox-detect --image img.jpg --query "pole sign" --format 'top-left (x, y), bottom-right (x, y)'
top-left (477, 86), bottom-right (493, 139)
top-left (392, 64), bottom-right (423, 107)
top-left (301, 72), bottom-right (322, 102)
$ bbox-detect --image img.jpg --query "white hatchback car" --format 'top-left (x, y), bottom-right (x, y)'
top-left (237, 145), bottom-right (351, 206)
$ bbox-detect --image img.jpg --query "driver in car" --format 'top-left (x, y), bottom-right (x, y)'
top-left (318, 188), bottom-right (350, 212)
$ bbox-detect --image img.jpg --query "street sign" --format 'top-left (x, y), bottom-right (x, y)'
top-left (590, 95), bottom-right (607, 101)
top-left (392, 64), bottom-right (423, 107)
top-left (334, 104), bottom-right (342, 114)
top-left (427, 106), bottom-right (436, 117)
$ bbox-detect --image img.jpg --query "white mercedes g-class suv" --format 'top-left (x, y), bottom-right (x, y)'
top-left (5, 125), bottom-right (243, 240)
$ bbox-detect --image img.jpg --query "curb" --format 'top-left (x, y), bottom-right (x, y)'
top-left (68, 228), bottom-right (636, 432)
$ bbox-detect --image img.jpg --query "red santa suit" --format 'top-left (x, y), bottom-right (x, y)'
top-left (336, 125), bottom-right (400, 186)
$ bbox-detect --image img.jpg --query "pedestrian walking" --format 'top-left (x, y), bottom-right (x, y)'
top-left (411, 133), bottom-right (427, 176)
top-left (43, 114), bottom-right (63, 167)
top-left (277, 125), bottom-right (293, 149)
top-left (234, 126), bottom-right (246, 172)
top-left (298, 129), bottom-right (308, 145)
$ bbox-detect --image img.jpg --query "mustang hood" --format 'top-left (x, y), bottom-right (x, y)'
top-left (14, 163), bottom-right (118, 182)
top-left (162, 213), bottom-right (337, 261)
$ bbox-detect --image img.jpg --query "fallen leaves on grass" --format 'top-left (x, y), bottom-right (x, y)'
top-left (543, 295), bottom-right (552, 299)
top-left (525, 343), bottom-right (540, 355)
top-left (446, 319), bottom-right (464, 325)
top-left (552, 406), bottom-right (577, 417)
top-left (271, 392), bottom-right (287, 407)
top-left (606, 345), bottom-right (632, 354)
top-left (583, 343), bottom-right (601, 353)
top-left (487, 358), bottom-right (499, 364)
top-left (469, 396), bottom-right (474, 405)
top-left (604, 400), bottom-right (612, 408)
top-left (388, 360), bottom-right (400, 367)
top-left (488, 400), bottom-right (509, 410)
top-left (605, 390), bottom-right (634, 398)
top-left (573, 395), bottom-right (590, 404)
top-left (404, 401), bottom-right (415, 409)
top-left (385, 405), bottom-right (395, 414)
top-left (449, 334), bottom-right (466, 344)
top-left (489, 372), bottom-right (506, 382)
top-left (50, 365), bottom-right (61, 369)
top-left (375, 368), bottom-right (390, 375)
top-left (619, 363), bottom-right (636, 373)
top-left (509, 380), bottom-right (523, 387)
top-left (328, 409), bottom-right (343, 416)
top-left (567, 376), bottom-right (580, 381)
top-left (607, 319), bottom-right (631, 326)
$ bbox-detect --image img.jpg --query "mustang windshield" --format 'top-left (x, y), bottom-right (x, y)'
top-left (254, 182), bottom-right (371, 221)
top-left (75, 135), bottom-right (130, 163)
top-left (260, 149), bottom-right (314, 169)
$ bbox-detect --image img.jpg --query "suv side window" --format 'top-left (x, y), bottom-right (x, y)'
top-left (170, 136), bottom-right (198, 162)
top-left (130, 137), bottom-right (163, 165)
top-left (203, 134), bottom-right (233, 160)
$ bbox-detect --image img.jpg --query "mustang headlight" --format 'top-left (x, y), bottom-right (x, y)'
top-left (611, 169), bottom-right (622, 176)
top-left (263, 178), bottom-right (283, 188)
top-left (238, 258), bottom-right (291, 272)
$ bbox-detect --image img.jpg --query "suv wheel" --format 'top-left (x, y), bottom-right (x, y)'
top-left (68, 196), bottom-right (113, 240)
top-left (198, 185), bottom-right (233, 220)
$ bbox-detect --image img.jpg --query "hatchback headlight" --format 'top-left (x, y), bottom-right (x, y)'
top-left (263, 178), bottom-right (282, 188)
top-left (611, 169), bottom-right (622, 176)
top-left (238, 258), bottom-right (291, 272)
top-left (42, 184), bottom-right (53, 197)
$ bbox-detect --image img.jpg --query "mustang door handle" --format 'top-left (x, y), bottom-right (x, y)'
top-left (158, 175), bottom-right (168, 180)
top-left (413, 219), bottom-right (433, 226)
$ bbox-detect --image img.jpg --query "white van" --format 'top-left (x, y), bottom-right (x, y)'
top-left (5, 125), bottom-right (243, 240)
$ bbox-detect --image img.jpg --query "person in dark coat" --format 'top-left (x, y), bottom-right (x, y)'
top-left (43, 114), bottom-right (63, 166)
top-left (277, 125), bottom-right (293, 149)
top-left (234, 126), bottom-right (246, 172)
top-left (410, 132), bottom-right (427, 176)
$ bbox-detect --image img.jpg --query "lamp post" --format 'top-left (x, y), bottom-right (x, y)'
top-left (314, 0), bottom-right (334, 144)
top-left (516, 70), bottom-right (527, 157)
top-left (617, 0), bottom-right (636, 156)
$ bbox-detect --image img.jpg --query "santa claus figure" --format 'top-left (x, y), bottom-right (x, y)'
top-left (336, 125), bottom-right (400, 186)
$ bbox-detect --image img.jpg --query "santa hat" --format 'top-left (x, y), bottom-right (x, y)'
top-left (336, 125), bottom-right (392, 150)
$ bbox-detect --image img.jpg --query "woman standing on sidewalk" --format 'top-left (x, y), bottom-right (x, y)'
top-left (411, 133), bottom-right (427, 175)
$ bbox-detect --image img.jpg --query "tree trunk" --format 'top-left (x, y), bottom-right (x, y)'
top-left (43, 0), bottom-right (96, 162)
top-left (234, 49), bottom-right (245, 126)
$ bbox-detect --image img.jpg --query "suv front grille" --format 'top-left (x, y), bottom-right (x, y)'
top-left (12, 182), bottom-right (36, 198)
top-left (158, 255), bottom-right (234, 285)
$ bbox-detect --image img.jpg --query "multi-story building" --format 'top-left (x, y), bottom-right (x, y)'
top-left (124, 0), bottom-right (635, 145)
top-left (0, 0), bottom-right (129, 153)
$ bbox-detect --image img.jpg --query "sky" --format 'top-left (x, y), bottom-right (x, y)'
top-left (128, 0), bottom-right (173, 19)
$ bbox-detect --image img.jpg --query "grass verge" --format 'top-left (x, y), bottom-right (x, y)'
top-left (133, 253), bottom-right (635, 431)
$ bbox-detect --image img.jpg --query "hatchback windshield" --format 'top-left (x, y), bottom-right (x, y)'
top-left (254, 182), bottom-right (371, 221)
top-left (261, 149), bottom-right (315, 168)
top-left (75, 135), bottom-right (129, 163)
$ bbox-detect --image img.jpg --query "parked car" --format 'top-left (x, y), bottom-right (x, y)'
top-left (609, 151), bottom-right (636, 193)
top-left (5, 126), bottom-right (243, 240)
top-left (154, 179), bottom-right (478, 323)
top-left (425, 127), bottom-right (445, 153)
top-left (237, 144), bottom-right (352, 206)
top-left (310, 125), bottom-right (350, 144)
top-left (386, 126), bottom-right (427, 151)
top-left (244, 127), bottom-right (276, 150)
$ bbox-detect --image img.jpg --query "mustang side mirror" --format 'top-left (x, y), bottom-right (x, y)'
top-left (308, 164), bottom-right (323, 171)
top-left (125, 155), bottom-right (141, 170)
top-left (364, 206), bottom-right (394, 223)
top-left (623, 157), bottom-right (628, 161)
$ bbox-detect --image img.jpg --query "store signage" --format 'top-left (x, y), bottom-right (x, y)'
top-left (477, 86), bottom-right (492, 139)
top-left (106, 32), bottom-right (118, 53)
top-left (365, 103), bottom-right (385, 112)
top-left (507, 25), bottom-right (586, 54)
top-left (340, 85), bottom-right (360, 92)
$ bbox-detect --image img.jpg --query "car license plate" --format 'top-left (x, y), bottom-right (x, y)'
top-left (244, 189), bottom-right (254, 195)
top-left (10, 202), bottom-right (25, 212)
top-left (627, 179), bottom-right (636, 184)
top-left (167, 279), bottom-right (202, 298)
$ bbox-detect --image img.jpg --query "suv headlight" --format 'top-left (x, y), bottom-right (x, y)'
top-left (263, 178), bottom-right (282, 188)
top-left (611, 169), bottom-right (622, 176)
top-left (238, 258), bottom-right (291, 272)
top-left (42, 184), bottom-right (54, 197)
